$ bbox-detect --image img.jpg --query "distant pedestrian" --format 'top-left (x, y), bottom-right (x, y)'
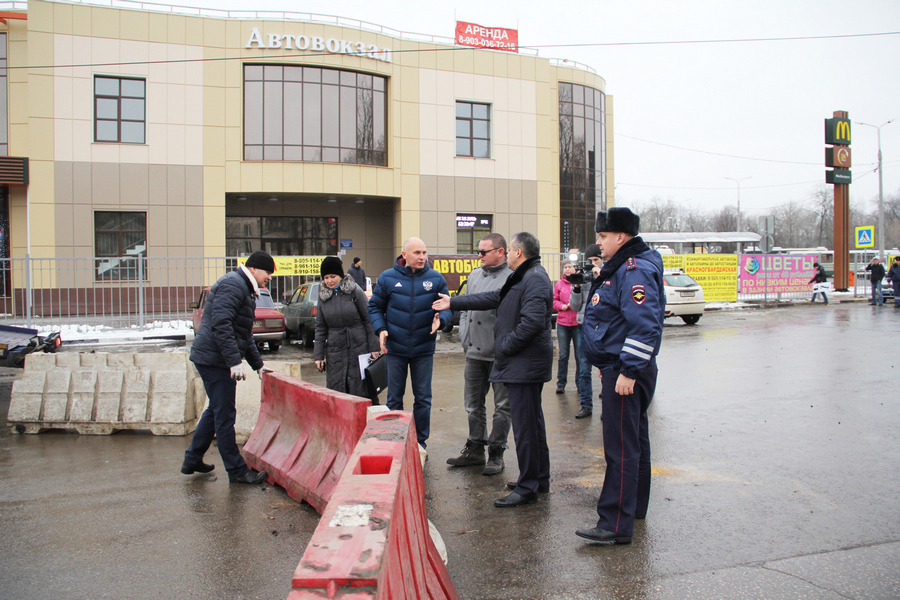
top-left (553, 260), bottom-right (586, 398)
top-left (888, 256), bottom-right (900, 308)
top-left (183, 250), bottom-right (274, 485)
top-left (578, 207), bottom-right (665, 545)
top-left (313, 256), bottom-right (380, 397)
top-left (446, 233), bottom-right (513, 475)
top-left (866, 258), bottom-right (886, 305)
top-left (434, 232), bottom-right (553, 508)
top-left (808, 262), bottom-right (829, 304)
top-left (348, 257), bottom-right (367, 290)
top-left (367, 237), bottom-right (451, 448)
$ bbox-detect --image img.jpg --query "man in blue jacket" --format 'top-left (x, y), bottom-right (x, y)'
top-left (183, 250), bottom-right (274, 484)
top-left (368, 237), bottom-right (451, 448)
top-left (434, 232), bottom-right (554, 507)
top-left (577, 207), bottom-right (665, 545)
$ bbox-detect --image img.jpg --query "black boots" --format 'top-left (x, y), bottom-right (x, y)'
top-left (446, 441), bottom-right (486, 467)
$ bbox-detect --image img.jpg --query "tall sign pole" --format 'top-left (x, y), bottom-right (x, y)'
top-left (825, 110), bottom-right (851, 290)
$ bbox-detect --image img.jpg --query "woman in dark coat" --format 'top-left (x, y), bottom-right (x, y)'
top-left (314, 256), bottom-right (380, 397)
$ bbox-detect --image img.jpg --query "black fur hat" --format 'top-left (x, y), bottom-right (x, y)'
top-left (320, 256), bottom-right (344, 278)
top-left (595, 207), bottom-right (640, 236)
top-left (244, 250), bottom-right (276, 273)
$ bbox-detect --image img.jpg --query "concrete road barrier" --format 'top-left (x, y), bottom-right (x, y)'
top-left (288, 411), bottom-right (458, 599)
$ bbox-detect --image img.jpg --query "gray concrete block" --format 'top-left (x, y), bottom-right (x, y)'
top-left (97, 371), bottom-right (123, 394)
top-left (24, 353), bottom-right (56, 373)
top-left (122, 370), bottom-right (150, 394)
top-left (7, 393), bottom-right (43, 421)
top-left (120, 393), bottom-right (149, 422)
top-left (135, 353), bottom-right (188, 370)
top-left (151, 371), bottom-right (188, 394)
top-left (55, 354), bottom-right (81, 369)
top-left (79, 353), bottom-right (108, 368)
top-left (13, 373), bottom-right (47, 395)
top-left (44, 370), bottom-right (72, 395)
top-left (69, 394), bottom-right (95, 422)
top-left (94, 393), bottom-right (121, 422)
top-left (150, 393), bottom-right (187, 423)
top-left (70, 371), bottom-right (97, 394)
top-left (42, 393), bottom-right (69, 421)
top-left (106, 354), bottom-right (135, 369)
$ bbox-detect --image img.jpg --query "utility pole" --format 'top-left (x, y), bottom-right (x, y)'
top-left (855, 119), bottom-right (894, 261)
top-left (725, 176), bottom-right (750, 253)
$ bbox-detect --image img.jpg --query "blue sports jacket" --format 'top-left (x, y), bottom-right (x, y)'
top-left (368, 257), bottom-right (451, 357)
top-left (582, 240), bottom-right (665, 379)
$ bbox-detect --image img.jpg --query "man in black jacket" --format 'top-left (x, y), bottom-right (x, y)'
top-left (434, 232), bottom-right (553, 507)
top-left (182, 251), bottom-right (273, 484)
top-left (866, 258), bottom-right (886, 305)
top-left (808, 262), bottom-right (829, 304)
top-left (348, 257), bottom-right (367, 289)
top-left (888, 256), bottom-right (900, 308)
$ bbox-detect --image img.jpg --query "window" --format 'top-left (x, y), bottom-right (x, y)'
top-left (456, 101), bottom-right (490, 158)
top-left (456, 214), bottom-right (493, 253)
top-left (244, 65), bottom-right (386, 166)
top-left (94, 76), bottom-right (146, 144)
top-left (226, 216), bottom-right (338, 257)
top-left (559, 82), bottom-right (605, 251)
top-left (94, 211), bottom-right (146, 280)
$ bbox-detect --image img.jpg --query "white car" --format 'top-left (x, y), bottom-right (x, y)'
top-left (663, 270), bottom-right (705, 325)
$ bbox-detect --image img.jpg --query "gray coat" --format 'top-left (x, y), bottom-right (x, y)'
top-left (450, 256), bottom-right (553, 384)
top-left (459, 261), bottom-right (513, 361)
top-left (567, 282), bottom-right (592, 325)
top-left (314, 276), bottom-right (380, 397)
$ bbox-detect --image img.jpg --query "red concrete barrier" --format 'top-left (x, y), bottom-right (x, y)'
top-left (242, 372), bottom-right (370, 513)
top-left (287, 411), bottom-right (458, 600)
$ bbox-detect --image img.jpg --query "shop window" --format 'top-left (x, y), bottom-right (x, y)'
top-left (456, 214), bottom-right (492, 253)
top-left (226, 216), bottom-right (338, 257)
top-left (94, 211), bottom-right (146, 280)
top-left (456, 101), bottom-right (491, 158)
top-left (94, 76), bottom-right (146, 144)
top-left (244, 65), bottom-right (386, 166)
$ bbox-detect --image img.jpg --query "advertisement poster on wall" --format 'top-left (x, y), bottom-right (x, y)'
top-left (661, 254), bottom-right (739, 302)
top-left (739, 254), bottom-right (817, 294)
top-left (429, 255), bottom-right (480, 294)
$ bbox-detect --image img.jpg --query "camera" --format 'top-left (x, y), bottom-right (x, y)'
top-left (566, 263), bottom-right (596, 286)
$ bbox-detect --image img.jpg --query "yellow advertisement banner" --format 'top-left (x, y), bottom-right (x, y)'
top-left (683, 255), bottom-right (738, 302)
top-left (237, 256), bottom-right (326, 277)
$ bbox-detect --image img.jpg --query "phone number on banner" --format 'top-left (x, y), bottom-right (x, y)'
top-left (457, 36), bottom-right (518, 51)
top-left (238, 256), bottom-right (326, 276)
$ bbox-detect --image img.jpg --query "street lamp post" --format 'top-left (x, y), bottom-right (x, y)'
top-left (855, 119), bottom-right (894, 261)
top-left (725, 176), bottom-right (751, 253)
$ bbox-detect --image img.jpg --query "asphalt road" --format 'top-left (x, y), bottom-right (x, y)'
top-left (2, 303), bottom-right (899, 599)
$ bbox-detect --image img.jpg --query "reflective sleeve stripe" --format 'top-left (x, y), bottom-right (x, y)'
top-left (624, 337), bottom-right (654, 352)
top-left (623, 346), bottom-right (652, 361)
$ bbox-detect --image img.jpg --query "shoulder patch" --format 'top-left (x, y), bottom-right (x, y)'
top-left (626, 257), bottom-right (637, 271)
top-left (631, 284), bottom-right (646, 304)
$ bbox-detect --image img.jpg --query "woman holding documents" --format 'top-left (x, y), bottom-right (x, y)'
top-left (314, 256), bottom-right (380, 397)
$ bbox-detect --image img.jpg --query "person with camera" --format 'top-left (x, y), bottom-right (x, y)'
top-left (565, 247), bottom-right (599, 418)
top-left (554, 261), bottom-right (589, 413)
top-left (314, 256), bottom-right (380, 397)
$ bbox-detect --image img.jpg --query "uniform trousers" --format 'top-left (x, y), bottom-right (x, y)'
top-left (508, 382), bottom-right (550, 497)
top-left (184, 363), bottom-right (249, 477)
top-left (595, 362), bottom-right (657, 537)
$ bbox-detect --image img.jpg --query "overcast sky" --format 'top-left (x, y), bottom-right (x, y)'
top-left (154, 0), bottom-right (898, 219)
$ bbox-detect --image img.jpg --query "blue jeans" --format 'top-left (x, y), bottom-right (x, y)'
top-left (872, 280), bottom-right (884, 304)
top-left (811, 291), bottom-right (828, 303)
top-left (386, 353), bottom-right (433, 447)
top-left (557, 324), bottom-right (591, 407)
top-left (185, 364), bottom-right (248, 477)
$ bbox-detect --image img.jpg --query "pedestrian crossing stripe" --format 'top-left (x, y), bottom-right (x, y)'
top-left (855, 226), bottom-right (875, 248)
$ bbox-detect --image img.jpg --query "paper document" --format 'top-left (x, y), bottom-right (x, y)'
top-left (358, 354), bottom-right (371, 379)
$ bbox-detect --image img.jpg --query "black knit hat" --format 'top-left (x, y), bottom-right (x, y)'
top-left (595, 207), bottom-right (640, 236)
top-left (352, 257), bottom-right (361, 265)
top-left (585, 244), bottom-right (601, 259)
top-left (244, 250), bottom-right (276, 273)
top-left (320, 256), bottom-right (344, 278)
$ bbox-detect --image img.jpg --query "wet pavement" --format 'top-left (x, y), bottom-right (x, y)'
top-left (2, 302), bottom-right (899, 599)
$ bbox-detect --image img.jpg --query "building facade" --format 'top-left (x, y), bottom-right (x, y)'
top-left (1, 0), bottom-right (613, 287)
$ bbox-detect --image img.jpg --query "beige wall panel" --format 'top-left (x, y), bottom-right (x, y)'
top-left (261, 163), bottom-right (285, 193)
top-left (165, 165), bottom-right (186, 206)
top-left (29, 73), bottom-right (55, 120)
top-left (203, 18), bottom-right (226, 48)
top-left (119, 9), bottom-right (149, 42)
top-left (522, 181), bottom-right (538, 216)
top-left (147, 123), bottom-right (167, 162)
top-left (166, 44), bottom-right (187, 85)
top-left (436, 211), bottom-right (456, 252)
top-left (302, 163), bottom-right (323, 193)
top-left (71, 72), bottom-right (92, 121)
top-left (359, 165), bottom-right (377, 193)
top-left (474, 178), bottom-right (495, 213)
top-left (494, 178), bottom-right (509, 214)
top-left (454, 49), bottom-right (474, 75)
top-left (400, 137), bottom-right (419, 175)
top-left (71, 205), bottom-right (93, 250)
top-left (454, 72), bottom-right (475, 102)
top-left (224, 161), bottom-right (240, 191)
top-left (52, 2), bottom-right (73, 35)
top-left (148, 41), bottom-right (167, 82)
top-left (54, 120), bottom-right (73, 162)
top-left (508, 179), bottom-right (523, 212)
top-left (185, 166), bottom-right (203, 206)
top-left (70, 4), bottom-right (91, 37)
top-left (225, 126), bottom-right (242, 162)
top-left (399, 66), bottom-right (418, 104)
top-left (506, 78), bottom-right (522, 113)
top-left (120, 164), bottom-right (149, 205)
top-left (72, 162), bottom-right (92, 204)
top-left (418, 44), bottom-right (436, 70)
top-left (503, 111), bottom-right (520, 147)
top-left (166, 84), bottom-right (186, 124)
top-left (120, 40), bottom-right (150, 76)
top-left (185, 125), bottom-right (203, 165)
top-left (29, 204), bottom-right (57, 258)
top-left (473, 158), bottom-right (495, 181)
top-left (377, 168), bottom-right (394, 197)
top-left (204, 50), bottom-right (226, 88)
top-left (342, 166), bottom-right (361, 196)
top-left (204, 126), bottom-right (226, 167)
top-left (419, 175), bottom-right (437, 212)
top-left (282, 164), bottom-right (303, 192)
top-left (146, 205), bottom-right (167, 248)
top-left (436, 173), bottom-right (454, 211)
top-left (8, 122), bottom-right (27, 159)
top-left (91, 162), bottom-right (120, 202)
top-left (149, 164), bottom-right (167, 206)
top-left (473, 50), bottom-right (493, 77)
top-left (493, 109), bottom-right (509, 147)
top-left (522, 148), bottom-right (537, 181)
top-left (53, 71), bottom-right (73, 122)
top-left (54, 162), bottom-right (74, 204)
top-left (29, 117), bottom-right (55, 162)
top-left (321, 164), bottom-right (343, 194)
top-left (419, 140), bottom-right (437, 176)
top-left (506, 146), bottom-right (522, 180)
top-left (240, 162), bottom-right (263, 191)
top-left (419, 103), bottom-right (437, 140)
top-left (435, 104), bottom-right (454, 144)
top-left (29, 0), bottom-right (54, 33)
top-left (203, 204), bottom-right (225, 255)
top-left (52, 33), bottom-right (73, 82)
top-left (419, 69), bottom-right (436, 105)
top-left (436, 141), bottom-right (455, 177)
top-left (165, 124), bottom-right (186, 165)
top-left (419, 209), bottom-right (437, 247)
top-left (186, 50), bottom-right (204, 88)
top-left (454, 176), bottom-right (475, 212)
top-left (434, 70), bottom-right (453, 106)
top-left (491, 75), bottom-right (509, 111)
top-left (167, 15), bottom-right (186, 46)
top-left (91, 36), bottom-right (120, 69)
top-left (435, 45), bottom-right (454, 72)
top-left (91, 6), bottom-right (120, 39)
top-left (166, 206), bottom-right (187, 247)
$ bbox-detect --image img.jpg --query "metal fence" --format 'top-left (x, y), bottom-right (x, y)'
top-left (0, 253), bottom-right (875, 331)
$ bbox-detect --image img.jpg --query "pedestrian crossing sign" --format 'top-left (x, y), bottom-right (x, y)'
top-left (855, 226), bottom-right (875, 248)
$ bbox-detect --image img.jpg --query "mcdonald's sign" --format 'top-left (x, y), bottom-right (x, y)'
top-left (825, 118), bottom-right (851, 145)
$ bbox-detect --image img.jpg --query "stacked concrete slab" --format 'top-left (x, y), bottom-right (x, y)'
top-left (7, 353), bottom-right (204, 435)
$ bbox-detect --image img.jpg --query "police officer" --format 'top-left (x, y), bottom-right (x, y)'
top-left (576, 207), bottom-right (665, 545)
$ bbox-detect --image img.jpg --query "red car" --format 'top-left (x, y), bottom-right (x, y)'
top-left (190, 287), bottom-right (285, 352)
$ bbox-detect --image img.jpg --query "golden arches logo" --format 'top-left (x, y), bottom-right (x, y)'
top-left (835, 120), bottom-right (851, 143)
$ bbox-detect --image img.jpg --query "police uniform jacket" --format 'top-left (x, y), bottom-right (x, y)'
top-left (450, 256), bottom-right (553, 384)
top-left (367, 257), bottom-right (451, 357)
top-left (190, 269), bottom-right (264, 371)
top-left (582, 237), bottom-right (665, 379)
